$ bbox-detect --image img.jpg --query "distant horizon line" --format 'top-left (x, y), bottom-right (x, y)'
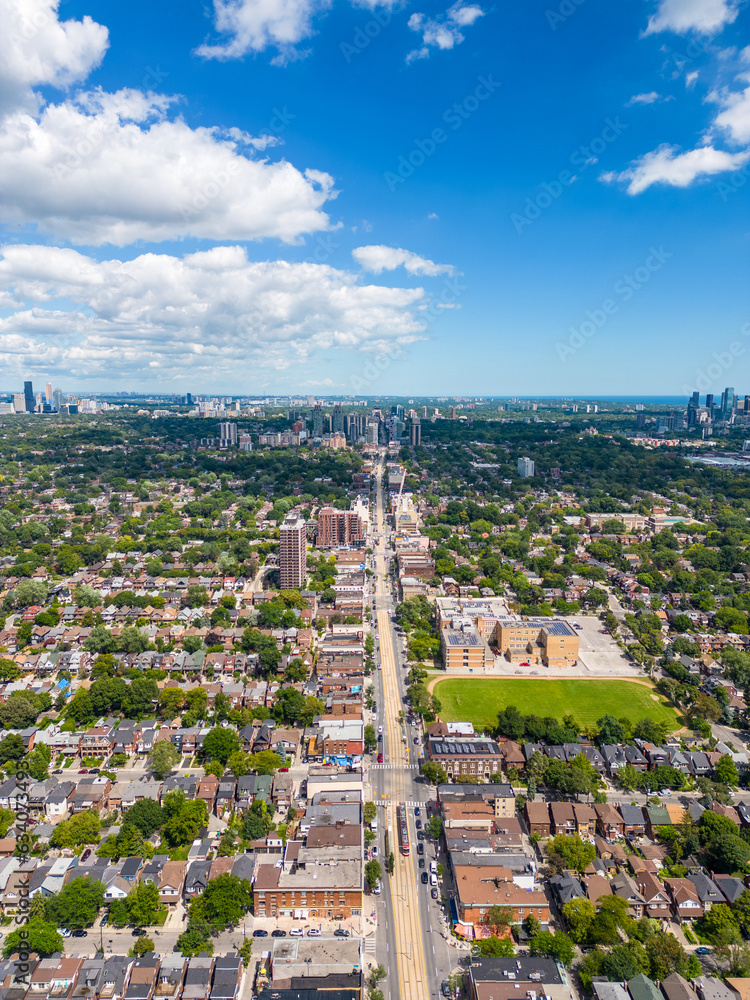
top-left (1, 390), bottom-right (696, 404)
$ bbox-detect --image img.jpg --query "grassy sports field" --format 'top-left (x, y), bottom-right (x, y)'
top-left (432, 677), bottom-right (678, 732)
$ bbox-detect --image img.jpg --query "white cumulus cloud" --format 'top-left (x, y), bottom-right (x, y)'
top-left (0, 0), bottom-right (109, 116)
top-left (0, 244), bottom-right (430, 383)
top-left (406, 2), bottom-right (484, 62)
top-left (626, 91), bottom-right (671, 105)
top-left (709, 54), bottom-right (750, 144)
top-left (195, 0), bottom-right (399, 63)
top-left (600, 142), bottom-right (750, 194)
top-left (352, 245), bottom-right (456, 276)
top-left (644, 0), bottom-right (739, 36)
top-left (194, 0), bottom-right (329, 63)
top-left (0, 88), bottom-right (336, 245)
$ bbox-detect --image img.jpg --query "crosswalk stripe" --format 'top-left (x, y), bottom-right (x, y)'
top-left (375, 800), bottom-right (424, 808)
top-left (365, 936), bottom-right (377, 953)
top-left (369, 763), bottom-right (419, 769)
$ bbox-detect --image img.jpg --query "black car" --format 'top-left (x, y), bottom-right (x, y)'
top-left (418, 858), bottom-right (425, 869)
top-left (72, 930), bottom-right (87, 938)
top-left (417, 843), bottom-right (424, 855)
top-left (132, 928), bottom-right (147, 936)
top-left (415, 820), bottom-right (422, 830)
top-left (421, 872), bottom-right (428, 884)
top-left (253, 929), bottom-right (269, 938)
top-left (334, 929), bottom-right (351, 938)
top-left (378, 734), bottom-right (383, 742)
top-left (271, 930), bottom-right (286, 937)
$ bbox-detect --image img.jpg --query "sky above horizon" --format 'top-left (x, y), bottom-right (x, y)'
top-left (0, 0), bottom-right (748, 397)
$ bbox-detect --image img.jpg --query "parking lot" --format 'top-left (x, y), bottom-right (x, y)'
top-left (570, 615), bottom-right (640, 675)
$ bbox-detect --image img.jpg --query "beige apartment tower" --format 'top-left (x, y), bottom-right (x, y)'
top-left (279, 514), bottom-right (307, 589)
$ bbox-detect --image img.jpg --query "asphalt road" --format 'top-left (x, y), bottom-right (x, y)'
top-left (367, 454), bottom-right (460, 1000)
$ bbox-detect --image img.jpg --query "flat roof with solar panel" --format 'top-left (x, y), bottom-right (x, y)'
top-left (446, 631), bottom-right (479, 645)
top-left (541, 620), bottom-right (577, 637)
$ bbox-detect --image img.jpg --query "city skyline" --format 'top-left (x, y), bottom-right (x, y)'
top-left (0, 0), bottom-right (748, 394)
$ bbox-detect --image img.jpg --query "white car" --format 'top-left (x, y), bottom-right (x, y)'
top-left (60, 929), bottom-right (71, 938)
top-left (307, 928), bottom-right (321, 937)
top-left (289, 928), bottom-right (304, 936)
top-left (378, 725), bottom-right (383, 733)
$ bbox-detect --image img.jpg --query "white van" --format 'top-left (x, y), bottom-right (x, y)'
top-left (430, 861), bottom-right (437, 874)
top-left (371, 817), bottom-right (378, 832)
top-left (430, 874), bottom-right (438, 887)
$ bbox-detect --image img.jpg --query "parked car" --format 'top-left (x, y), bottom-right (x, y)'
top-left (52, 769), bottom-right (63, 775)
top-left (696, 947), bottom-right (712, 955)
top-left (78, 769), bottom-right (88, 774)
top-left (307, 928), bottom-right (321, 937)
top-left (289, 928), bottom-right (304, 936)
top-left (271, 930), bottom-right (286, 937)
top-left (334, 929), bottom-right (351, 938)
top-left (442, 981), bottom-right (454, 998)
top-left (89, 768), bottom-right (100, 774)
top-left (252, 929), bottom-right (268, 938)
top-left (431, 888), bottom-right (438, 899)
top-left (415, 820), bottom-right (422, 830)
top-left (132, 928), bottom-right (147, 937)
top-left (279, 767), bottom-right (289, 772)
top-left (417, 844), bottom-right (424, 855)
top-left (60, 929), bottom-right (71, 938)
top-left (72, 930), bottom-right (87, 938)
top-left (81, 849), bottom-right (91, 862)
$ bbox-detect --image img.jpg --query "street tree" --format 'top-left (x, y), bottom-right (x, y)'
top-left (148, 740), bottom-right (181, 779)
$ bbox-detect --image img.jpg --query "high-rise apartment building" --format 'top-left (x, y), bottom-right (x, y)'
top-left (13, 393), bottom-right (26, 413)
top-left (518, 456), bottom-right (535, 478)
top-left (409, 419), bottom-right (421, 447)
top-left (312, 404), bottom-right (323, 439)
top-left (721, 387), bottom-right (736, 419)
top-left (23, 381), bottom-right (34, 413)
top-left (366, 419), bottom-right (379, 446)
top-left (44, 383), bottom-right (52, 405)
top-left (332, 403), bottom-right (344, 434)
top-left (219, 422), bottom-right (238, 448)
top-left (317, 506), bottom-right (366, 548)
top-left (279, 513), bottom-right (307, 589)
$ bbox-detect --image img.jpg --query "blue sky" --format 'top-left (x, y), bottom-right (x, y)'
top-left (0, 0), bottom-right (748, 395)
